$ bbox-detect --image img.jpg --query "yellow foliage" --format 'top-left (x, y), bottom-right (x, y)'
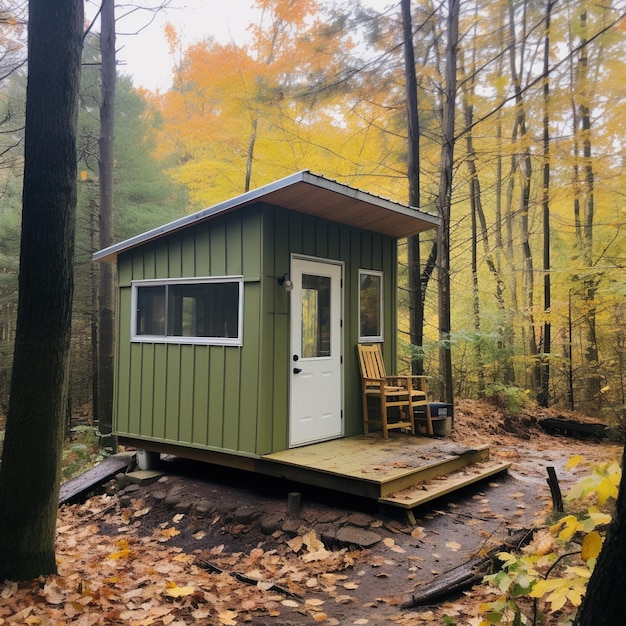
top-left (107, 539), bottom-right (131, 560)
top-left (581, 530), bottom-right (603, 561)
top-left (566, 454), bottom-right (584, 469)
top-left (164, 581), bottom-right (196, 597)
top-left (550, 515), bottom-right (580, 542)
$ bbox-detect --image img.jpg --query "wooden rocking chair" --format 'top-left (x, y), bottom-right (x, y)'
top-left (357, 343), bottom-right (433, 437)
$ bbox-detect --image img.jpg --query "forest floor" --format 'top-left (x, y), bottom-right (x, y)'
top-left (0, 399), bottom-right (621, 625)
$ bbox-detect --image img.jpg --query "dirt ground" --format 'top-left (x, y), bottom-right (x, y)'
top-left (1, 399), bottom-right (621, 625)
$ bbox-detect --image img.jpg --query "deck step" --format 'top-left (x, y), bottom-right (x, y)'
top-left (378, 444), bottom-right (491, 497)
top-left (378, 459), bottom-right (511, 509)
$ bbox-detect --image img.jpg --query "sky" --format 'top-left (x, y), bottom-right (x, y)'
top-left (88, 0), bottom-right (394, 92)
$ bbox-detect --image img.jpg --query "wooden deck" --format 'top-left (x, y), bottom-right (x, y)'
top-left (257, 434), bottom-right (510, 512)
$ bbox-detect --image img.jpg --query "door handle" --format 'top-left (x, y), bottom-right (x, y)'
top-left (293, 368), bottom-right (302, 374)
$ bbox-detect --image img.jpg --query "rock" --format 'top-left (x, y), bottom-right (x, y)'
top-left (320, 527), bottom-right (337, 545)
top-left (335, 526), bottom-right (381, 548)
top-left (195, 499), bottom-right (213, 517)
top-left (115, 473), bottom-right (131, 488)
top-left (282, 519), bottom-right (302, 536)
top-left (165, 493), bottom-right (181, 509)
top-left (173, 500), bottom-right (193, 513)
top-left (151, 490), bottom-right (168, 502)
top-left (233, 505), bottom-right (258, 524)
top-left (260, 514), bottom-right (283, 535)
top-left (345, 512), bottom-right (373, 528)
top-left (126, 470), bottom-right (164, 486)
top-left (121, 483), bottom-right (141, 495)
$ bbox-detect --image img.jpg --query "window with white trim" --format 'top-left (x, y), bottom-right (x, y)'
top-left (131, 277), bottom-right (243, 345)
top-left (358, 269), bottom-right (383, 342)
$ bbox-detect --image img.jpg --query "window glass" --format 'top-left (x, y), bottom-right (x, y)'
top-left (301, 273), bottom-right (331, 358)
top-left (132, 278), bottom-right (242, 345)
top-left (136, 286), bottom-right (165, 336)
top-left (359, 270), bottom-right (383, 341)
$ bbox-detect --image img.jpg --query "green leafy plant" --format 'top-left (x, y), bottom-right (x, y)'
top-left (484, 384), bottom-right (530, 414)
top-left (61, 425), bottom-right (107, 482)
top-left (479, 456), bottom-right (621, 625)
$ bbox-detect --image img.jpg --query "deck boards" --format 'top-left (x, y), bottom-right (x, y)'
top-left (259, 434), bottom-right (501, 505)
top-left (378, 459), bottom-right (511, 509)
top-left (264, 434), bottom-right (486, 484)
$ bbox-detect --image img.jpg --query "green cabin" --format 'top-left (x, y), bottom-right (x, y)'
top-left (94, 171), bottom-right (439, 465)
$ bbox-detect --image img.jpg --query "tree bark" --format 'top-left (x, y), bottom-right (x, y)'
top-left (98, 0), bottom-right (116, 449)
top-left (0, 0), bottom-right (83, 580)
top-left (538, 0), bottom-right (555, 408)
top-left (436, 0), bottom-right (458, 405)
top-left (401, 0), bottom-right (425, 376)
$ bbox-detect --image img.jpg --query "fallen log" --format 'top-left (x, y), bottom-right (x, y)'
top-left (401, 528), bottom-right (533, 609)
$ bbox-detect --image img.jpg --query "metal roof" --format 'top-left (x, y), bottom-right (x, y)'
top-left (93, 170), bottom-right (440, 262)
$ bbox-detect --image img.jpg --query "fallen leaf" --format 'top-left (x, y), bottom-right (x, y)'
top-left (164, 582), bottom-right (195, 598)
top-left (566, 455), bottom-right (584, 469)
top-left (446, 541), bottom-right (461, 551)
top-left (158, 527), bottom-right (180, 540)
top-left (411, 526), bottom-right (426, 540)
top-left (1, 581), bottom-right (18, 599)
top-left (218, 609), bottom-right (239, 625)
top-left (282, 599), bottom-right (299, 607)
top-left (334, 594), bottom-right (356, 604)
top-left (288, 536), bottom-right (304, 553)
top-left (43, 580), bottom-right (66, 605)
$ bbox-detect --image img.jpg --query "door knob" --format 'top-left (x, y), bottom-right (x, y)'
top-left (293, 368), bottom-right (302, 374)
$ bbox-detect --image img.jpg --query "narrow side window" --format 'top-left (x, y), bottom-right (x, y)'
top-left (358, 269), bottom-right (383, 342)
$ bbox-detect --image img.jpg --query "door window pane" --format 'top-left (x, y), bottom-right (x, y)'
top-left (301, 273), bottom-right (331, 358)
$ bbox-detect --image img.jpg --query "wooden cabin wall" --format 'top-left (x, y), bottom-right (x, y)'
top-left (259, 205), bottom-right (397, 452)
top-left (115, 207), bottom-right (264, 458)
top-left (114, 202), bottom-right (397, 457)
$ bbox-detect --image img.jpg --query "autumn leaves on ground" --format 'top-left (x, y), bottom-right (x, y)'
top-left (0, 400), bottom-right (619, 626)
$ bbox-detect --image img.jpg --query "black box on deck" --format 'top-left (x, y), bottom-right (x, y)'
top-left (414, 402), bottom-right (454, 436)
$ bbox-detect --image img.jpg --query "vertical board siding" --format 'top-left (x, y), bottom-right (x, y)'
top-left (115, 203), bottom-right (397, 457)
top-left (192, 349), bottom-right (210, 445)
top-left (207, 347), bottom-right (225, 447)
top-left (152, 344), bottom-right (167, 439)
top-left (178, 345), bottom-right (195, 443)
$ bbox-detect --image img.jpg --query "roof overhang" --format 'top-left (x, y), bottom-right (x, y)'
top-left (93, 170), bottom-right (440, 263)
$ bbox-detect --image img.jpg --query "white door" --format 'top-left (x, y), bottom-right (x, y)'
top-left (289, 257), bottom-right (343, 447)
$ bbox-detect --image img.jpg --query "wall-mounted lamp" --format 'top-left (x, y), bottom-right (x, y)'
top-left (278, 272), bottom-right (294, 292)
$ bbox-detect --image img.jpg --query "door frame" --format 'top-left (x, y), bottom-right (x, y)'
top-left (288, 254), bottom-right (344, 448)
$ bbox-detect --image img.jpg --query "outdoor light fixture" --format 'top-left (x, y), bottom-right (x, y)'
top-left (278, 273), bottom-right (293, 292)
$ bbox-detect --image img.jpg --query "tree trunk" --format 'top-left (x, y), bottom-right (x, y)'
top-left (507, 0), bottom-right (540, 392)
top-left (401, 0), bottom-right (425, 376)
top-left (578, 11), bottom-right (601, 407)
top-left (436, 0), bottom-right (458, 405)
top-left (0, 0), bottom-right (83, 580)
top-left (538, 0), bottom-right (555, 407)
top-left (98, 0), bottom-right (116, 449)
